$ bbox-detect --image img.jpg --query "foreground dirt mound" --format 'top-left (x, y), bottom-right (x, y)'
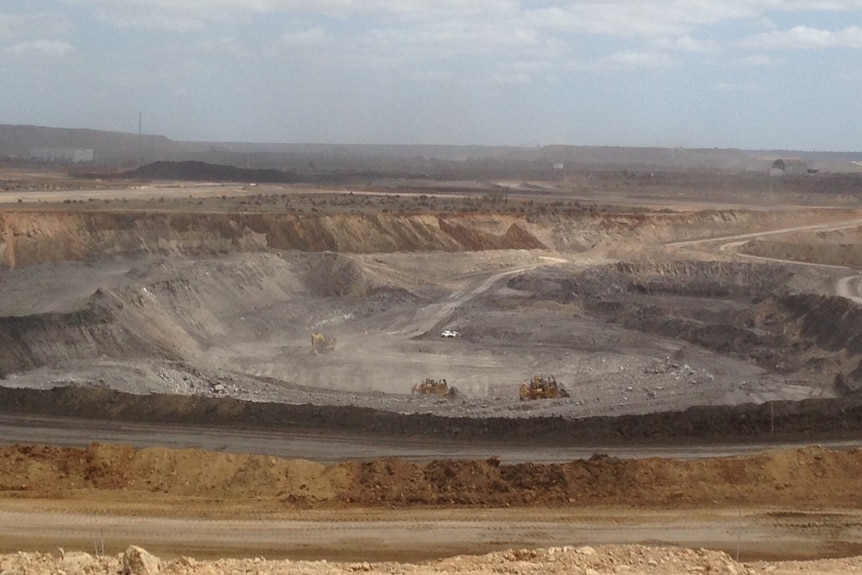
top-left (2, 443), bottom-right (861, 510)
top-left (5, 544), bottom-right (825, 575)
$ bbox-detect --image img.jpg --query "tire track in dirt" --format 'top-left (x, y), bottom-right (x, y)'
top-left (667, 217), bottom-right (862, 249)
top-left (395, 256), bottom-right (568, 339)
top-left (670, 217), bottom-right (862, 303)
top-left (2, 508), bottom-right (853, 562)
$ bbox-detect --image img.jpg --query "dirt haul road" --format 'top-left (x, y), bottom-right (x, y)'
top-left (670, 216), bottom-right (862, 304)
top-left (4, 413), bottom-right (862, 462)
top-left (4, 507), bottom-right (861, 565)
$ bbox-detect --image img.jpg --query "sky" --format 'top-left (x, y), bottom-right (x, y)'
top-left (1, 1), bottom-right (861, 150)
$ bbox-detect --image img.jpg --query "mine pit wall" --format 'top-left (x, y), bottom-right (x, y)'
top-left (511, 262), bottom-right (862, 395)
top-left (2, 207), bottom-right (855, 268)
top-left (0, 211), bottom-right (548, 268)
top-left (6, 208), bottom-right (862, 388)
top-left (0, 291), bottom-right (179, 378)
top-left (780, 294), bottom-right (862, 393)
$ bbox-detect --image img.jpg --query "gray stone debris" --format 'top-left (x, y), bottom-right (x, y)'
top-left (122, 545), bottom-right (161, 575)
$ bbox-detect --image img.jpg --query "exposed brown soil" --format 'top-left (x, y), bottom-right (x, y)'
top-left (1, 442), bottom-right (860, 512)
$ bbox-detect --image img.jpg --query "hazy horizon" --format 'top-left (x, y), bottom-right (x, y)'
top-left (8, 122), bottom-right (862, 155)
top-left (2, 1), bottom-right (861, 152)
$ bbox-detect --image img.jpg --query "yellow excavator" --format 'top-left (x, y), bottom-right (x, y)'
top-left (518, 374), bottom-right (569, 401)
top-left (310, 332), bottom-right (336, 354)
top-left (411, 378), bottom-right (460, 399)
top-left (412, 378), bottom-right (450, 395)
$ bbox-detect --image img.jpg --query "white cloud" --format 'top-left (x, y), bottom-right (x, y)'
top-left (779, 0), bottom-right (862, 9)
top-left (64, 0), bottom-right (512, 21)
top-left (194, 36), bottom-right (252, 57)
top-left (36, 2), bottom-right (862, 86)
top-left (487, 59), bottom-right (555, 83)
top-left (565, 50), bottom-right (676, 72)
top-left (412, 69), bottom-right (453, 82)
top-left (278, 27), bottom-right (329, 46)
top-left (0, 12), bottom-right (71, 39)
top-left (7, 40), bottom-right (75, 57)
top-left (93, 9), bottom-right (205, 32)
top-left (59, 0), bottom-right (862, 30)
top-left (525, 2), bottom-right (771, 39)
top-left (353, 18), bottom-right (565, 69)
top-left (53, 0), bottom-right (862, 69)
top-left (489, 71), bottom-right (530, 84)
top-left (599, 50), bottom-right (676, 70)
top-left (741, 25), bottom-right (862, 49)
top-left (656, 35), bottom-right (721, 53)
top-left (63, 0), bottom-right (513, 30)
top-left (837, 67), bottom-right (862, 87)
top-left (506, 60), bottom-right (555, 74)
top-left (739, 53), bottom-right (784, 66)
top-left (10, 0), bottom-right (862, 148)
top-left (709, 81), bottom-right (759, 92)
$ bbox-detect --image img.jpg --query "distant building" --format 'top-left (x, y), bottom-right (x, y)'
top-left (553, 162), bottom-right (565, 170)
top-left (770, 158), bottom-right (807, 176)
top-left (30, 147), bottom-right (94, 163)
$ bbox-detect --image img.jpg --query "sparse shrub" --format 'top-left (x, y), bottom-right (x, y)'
top-left (483, 188), bottom-right (508, 205)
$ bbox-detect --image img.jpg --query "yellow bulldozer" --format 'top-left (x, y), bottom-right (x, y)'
top-left (411, 378), bottom-right (459, 399)
top-left (518, 374), bottom-right (569, 401)
top-left (310, 332), bottom-right (336, 354)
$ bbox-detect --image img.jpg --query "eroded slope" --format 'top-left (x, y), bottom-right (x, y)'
top-left (3, 442), bottom-right (862, 510)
